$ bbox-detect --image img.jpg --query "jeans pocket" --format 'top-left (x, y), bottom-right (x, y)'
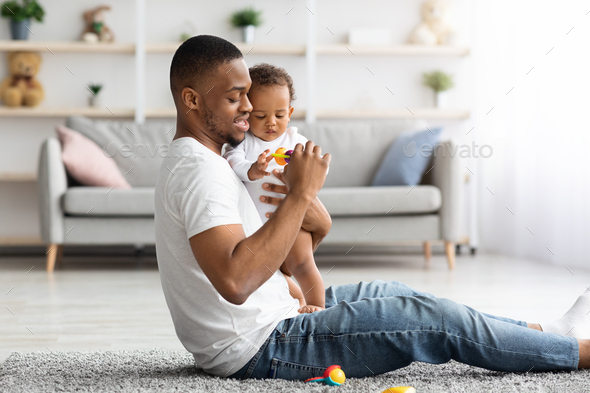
top-left (269, 358), bottom-right (325, 381)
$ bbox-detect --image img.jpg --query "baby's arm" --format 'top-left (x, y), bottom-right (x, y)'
top-left (223, 141), bottom-right (255, 182)
top-left (224, 143), bottom-right (273, 182)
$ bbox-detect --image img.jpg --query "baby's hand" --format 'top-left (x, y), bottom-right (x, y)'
top-left (298, 305), bottom-right (325, 314)
top-left (247, 149), bottom-right (273, 181)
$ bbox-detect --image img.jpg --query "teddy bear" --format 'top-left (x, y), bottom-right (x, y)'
top-left (81, 5), bottom-right (115, 43)
top-left (409, 0), bottom-right (457, 45)
top-left (0, 51), bottom-right (44, 107)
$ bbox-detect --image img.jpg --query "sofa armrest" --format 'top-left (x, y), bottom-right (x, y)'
top-left (38, 137), bottom-right (66, 244)
top-left (425, 140), bottom-right (463, 242)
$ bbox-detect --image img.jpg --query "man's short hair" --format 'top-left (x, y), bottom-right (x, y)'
top-left (170, 35), bottom-right (243, 97)
top-left (249, 63), bottom-right (296, 103)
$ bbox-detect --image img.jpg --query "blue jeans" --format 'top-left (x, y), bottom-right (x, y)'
top-left (229, 280), bottom-right (579, 380)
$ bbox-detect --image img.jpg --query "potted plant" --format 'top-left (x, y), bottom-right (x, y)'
top-left (230, 7), bottom-right (262, 44)
top-left (1, 0), bottom-right (45, 40)
top-left (87, 83), bottom-right (103, 107)
top-left (422, 70), bottom-right (454, 108)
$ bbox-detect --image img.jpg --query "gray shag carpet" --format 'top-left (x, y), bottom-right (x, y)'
top-left (1, 349), bottom-right (590, 392)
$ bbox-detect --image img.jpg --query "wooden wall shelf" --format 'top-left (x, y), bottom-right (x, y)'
top-left (0, 41), bottom-right (468, 57)
top-left (146, 42), bottom-right (307, 55)
top-left (0, 40), bottom-right (307, 56)
top-left (0, 106), bottom-right (465, 120)
top-left (0, 172), bottom-right (37, 182)
top-left (0, 40), bottom-right (135, 53)
top-left (0, 106), bottom-right (135, 117)
top-left (0, 236), bottom-right (44, 245)
top-left (316, 108), bottom-right (470, 120)
top-left (316, 44), bottom-right (469, 56)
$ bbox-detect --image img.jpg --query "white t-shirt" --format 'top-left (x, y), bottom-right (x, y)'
top-left (154, 137), bottom-right (300, 376)
top-left (223, 127), bottom-right (308, 223)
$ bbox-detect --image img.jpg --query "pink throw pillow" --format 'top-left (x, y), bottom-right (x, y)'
top-left (55, 125), bottom-right (131, 189)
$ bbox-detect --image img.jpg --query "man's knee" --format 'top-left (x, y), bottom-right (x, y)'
top-left (358, 279), bottom-right (414, 299)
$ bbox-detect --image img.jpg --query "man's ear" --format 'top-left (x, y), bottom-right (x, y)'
top-left (181, 86), bottom-right (201, 111)
top-left (287, 106), bottom-right (295, 122)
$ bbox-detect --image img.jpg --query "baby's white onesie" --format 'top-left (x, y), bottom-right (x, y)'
top-left (224, 127), bottom-right (308, 224)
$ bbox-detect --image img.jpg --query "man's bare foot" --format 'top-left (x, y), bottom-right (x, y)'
top-left (527, 323), bottom-right (542, 331)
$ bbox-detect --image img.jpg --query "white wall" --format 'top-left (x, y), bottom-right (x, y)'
top-left (471, 0), bottom-right (590, 269)
top-left (0, 0), bottom-right (473, 241)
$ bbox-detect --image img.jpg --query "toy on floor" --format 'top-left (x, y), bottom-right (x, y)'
top-left (304, 365), bottom-right (346, 386)
top-left (382, 387), bottom-right (416, 393)
top-left (270, 147), bottom-right (293, 166)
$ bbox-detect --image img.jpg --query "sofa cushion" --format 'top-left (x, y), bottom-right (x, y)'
top-left (56, 126), bottom-right (132, 189)
top-left (63, 187), bottom-right (155, 216)
top-left (66, 116), bottom-right (175, 187)
top-left (371, 127), bottom-right (442, 186)
top-left (318, 185), bottom-right (441, 217)
top-left (290, 119), bottom-right (428, 187)
top-left (63, 185), bottom-right (440, 218)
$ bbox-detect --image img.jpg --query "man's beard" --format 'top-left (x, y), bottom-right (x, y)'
top-left (202, 102), bottom-right (244, 148)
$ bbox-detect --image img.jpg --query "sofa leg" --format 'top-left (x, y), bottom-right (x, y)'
top-left (423, 241), bottom-right (432, 261)
top-left (445, 241), bottom-right (456, 270)
top-left (46, 244), bottom-right (59, 273)
top-left (56, 245), bottom-right (64, 268)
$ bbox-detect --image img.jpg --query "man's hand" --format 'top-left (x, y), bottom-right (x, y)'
top-left (298, 305), bottom-right (325, 314)
top-left (281, 141), bottom-right (330, 201)
top-left (247, 149), bottom-right (273, 181)
top-left (261, 169), bottom-right (332, 239)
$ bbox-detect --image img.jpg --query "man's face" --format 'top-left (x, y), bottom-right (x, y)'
top-left (198, 58), bottom-right (253, 148)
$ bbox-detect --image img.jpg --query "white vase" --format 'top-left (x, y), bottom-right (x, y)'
top-left (88, 95), bottom-right (101, 107)
top-left (242, 25), bottom-right (255, 44)
top-left (434, 91), bottom-right (447, 108)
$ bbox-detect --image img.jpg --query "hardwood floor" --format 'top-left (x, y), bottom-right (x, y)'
top-left (2, 249), bottom-right (589, 364)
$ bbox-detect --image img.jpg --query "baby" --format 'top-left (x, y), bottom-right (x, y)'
top-left (224, 63), bottom-right (325, 313)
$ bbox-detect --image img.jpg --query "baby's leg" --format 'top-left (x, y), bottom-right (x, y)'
top-left (283, 273), bottom-right (305, 308)
top-left (283, 228), bottom-right (325, 310)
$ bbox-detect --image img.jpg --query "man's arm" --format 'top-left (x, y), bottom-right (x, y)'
top-left (261, 169), bottom-right (332, 252)
top-left (189, 141), bottom-right (330, 305)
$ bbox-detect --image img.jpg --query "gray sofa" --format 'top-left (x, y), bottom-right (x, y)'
top-left (38, 116), bottom-right (463, 272)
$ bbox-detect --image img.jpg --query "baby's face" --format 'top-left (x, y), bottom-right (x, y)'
top-left (247, 85), bottom-right (293, 142)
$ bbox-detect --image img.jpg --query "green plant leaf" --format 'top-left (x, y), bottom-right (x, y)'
top-left (88, 84), bottom-right (103, 95)
top-left (230, 7), bottom-right (263, 27)
top-left (422, 70), bottom-right (454, 92)
top-left (1, 0), bottom-right (44, 22)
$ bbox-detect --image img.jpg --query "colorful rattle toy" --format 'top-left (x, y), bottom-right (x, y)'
top-left (270, 147), bottom-right (293, 166)
top-left (304, 365), bottom-right (346, 386)
top-left (382, 387), bottom-right (416, 393)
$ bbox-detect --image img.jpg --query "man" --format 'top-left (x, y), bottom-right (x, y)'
top-left (155, 35), bottom-right (590, 380)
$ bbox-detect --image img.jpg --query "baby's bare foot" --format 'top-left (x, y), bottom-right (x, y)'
top-left (298, 305), bottom-right (325, 314)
